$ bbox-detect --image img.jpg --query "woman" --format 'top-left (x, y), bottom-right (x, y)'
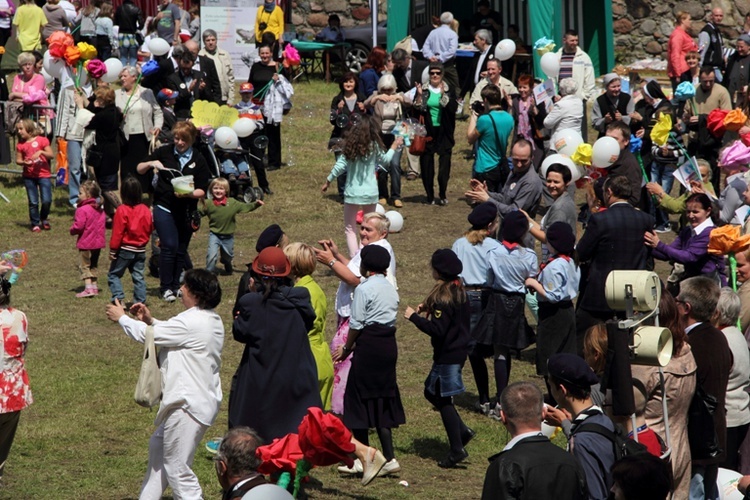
top-left (113, 0), bottom-right (142, 67)
top-left (116, 66), bottom-right (162, 193)
top-left (712, 288), bottom-right (750, 472)
top-left (230, 247), bottom-right (322, 442)
top-left (283, 242), bottom-right (335, 411)
top-left (680, 50), bottom-right (700, 86)
top-left (328, 72), bottom-right (365, 197)
top-left (668, 11), bottom-right (697, 93)
top-left (9, 52), bottom-right (49, 109)
top-left (75, 0), bottom-right (99, 45)
top-left (543, 78), bottom-right (583, 139)
top-left (0, 0), bottom-right (16, 52)
top-left (249, 44), bottom-right (290, 172)
top-left (366, 74), bottom-right (405, 207)
top-left (631, 291), bottom-right (696, 499)
top-left (41, 0), bottom-right (68, 42)
top-left (12, 0), bottom-right (45, 52)
top-left (509, 74), bottom-right (545, 166)
top-left (359, 47), bottom-right (388, 99)
top-left (136, 121), bottom-right (211, 302)
top-left (524, 163), bottom-right (577, 261)
top-left (591, 73), bottom-right (634, 138)
top-left (94, 2), bottom-right (116, 62)
top-left (105, 269), bottom-right (224, 500)
top-left (75, 86), bottom-right (122, 221)
top-left (414, 61), bottom-right (458, 206)
top-left (0, 265), bottom-right (33, 484)
top-left (314, 212), bottom-right (397, 415)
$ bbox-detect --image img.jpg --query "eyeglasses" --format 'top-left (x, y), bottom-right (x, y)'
top-left (700, 79), bottom-right (715, 84)
top-left (429, 71), bottom-right (442, 75)
top-left (511, 157), bottom-right (531, 166)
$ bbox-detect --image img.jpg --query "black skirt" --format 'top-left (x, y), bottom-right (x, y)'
top-left (120, 133), bottom-right (151, 192)
top-left (535, 300), bottom-right (576, 376)
top-left (474, 290), bottom-right (532, 350)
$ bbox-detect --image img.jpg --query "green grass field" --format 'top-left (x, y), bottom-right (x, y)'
top-left (0, 79), bottom-right (666, 499)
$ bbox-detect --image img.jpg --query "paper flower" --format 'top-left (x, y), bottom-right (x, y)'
top-left (571, 143), bottom-right (592, 166)
top-left (76, 42), bottom-right (97, 61)
top-left (724, 109), bottom-right (748, 132)
top-left (629, 135), bottom-right (643, 153)
top-left (256, 433), bottom-right (303, 476)
top-left (0, 47), bottom-right (5, 55)
top-left (47, 31), bottom-right (74, 47)
top-left (709, 225), bottom-right (750, 255)
top-left (85, 59), bottom-right (106, 79)
top-left (674, 81), bottom-right (696, 102)
top-left (141, 59), bottom-right (160, 77)
top-left (707, 108), bottom-right (729, 138)
top-left (650, 113), bottom-right (672, 147)
top-left (48, 42), bottom-right (67, 59)
top-left (283, 44), bottom-right (300, 68)
top-left (534, 37), bottom-right (555, 55)
top-left (719, 140), bottom-right (750, 169)
top-left (22, 89), bottom-right (46, 104)
top-left (63, 45), bottom-right (81, 66)
top-left (297, 407), bottom-right (355, 467)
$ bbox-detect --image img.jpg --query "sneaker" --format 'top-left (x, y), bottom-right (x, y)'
top-left (31, 226), bottom-right (41, 233)
top-left (42, 220), bottom-right (51, 230)
top-left (378, 458), bottom-right (401, 476)
top-left (76, 287), bottom-right (97, 298)
top-left (176, 288), bottom-right (183, 298)
top-left (489, 402), bottom-right (503, 421)
top-left (227, 174), bottom-right (237, 182)
top-left (237, 173), bottom-right (249, 180)
top-left (162, 290), bottom-right (176, 302)
top-left (337, 458), bottom-right (363, 474)
top-left (378, 198), bottom-right (387, 205)
top-left (393, 199), bottom-right (403, 208)
top-left (654, 224), bottom-right (671, 234)
top-left (422, 199), bottom-right (435, 205)
top-left (473, 401), bottom-right (491, 416)
top-left (406, 173), bottom-right (418, 181)
top-left (436, 199), bottom-right (448, 206)
top-left (205, 437), bottom-right (222, 455)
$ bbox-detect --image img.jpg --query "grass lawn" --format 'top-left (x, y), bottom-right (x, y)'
top-left (0, 79), bottom-right (668, 499)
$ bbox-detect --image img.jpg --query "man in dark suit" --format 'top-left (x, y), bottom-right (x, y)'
top-left (185, 39), bottom-right (223, 104)
top-left (391, 48), bottom-right (430, 93)
top-left (214, 427), bottom-right (267, 500)
top-left (166, 51), bottom-right (213, 119)
top-left (460, 28), bottom-right (496, 101)
top-left (482, 381), bottom-right (587, 499)
top-left (677, 277), bottom-right (731, 500)
top-left (575, 175), bottom-right (654, 352)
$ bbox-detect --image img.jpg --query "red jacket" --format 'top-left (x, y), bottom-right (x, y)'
top-left (70, 198), bottom-right (106, 250)
top-left (109, 204), bottom-right (153, 254)
top-left (668, 27), bottom-right (697, 78)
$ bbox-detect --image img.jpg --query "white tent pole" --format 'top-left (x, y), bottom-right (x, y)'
top-left (372, 0), bottom-right (378, 49)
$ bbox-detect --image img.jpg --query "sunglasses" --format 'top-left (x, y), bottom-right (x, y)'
top-left (429, 71), bottom-right (442, 75)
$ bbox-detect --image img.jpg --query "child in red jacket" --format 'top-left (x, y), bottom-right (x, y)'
top-left (70, 180), bottom-right (106, 297)
top-left (107, 177), bottom-right (153, 305)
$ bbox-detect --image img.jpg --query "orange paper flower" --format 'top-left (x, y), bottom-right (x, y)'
top-left (0, 47), bottom-right (5, 55)
top-left (48, 41), bottom-right (66, 59)
top-left (724, 109), bottom-right (748, 133)
top-left (46, 31), bottom-right (74, 47)
top-left (708, 225), bottom-right (750, 255)
top-left (63, 46), bottom-right (81, 66)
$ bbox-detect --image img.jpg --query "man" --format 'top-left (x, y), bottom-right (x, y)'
top-left (604, 120), bottom-right (643, 207)
top-left (471, 0), bottom-right (503, 44)
top-left (315, 14), bottom-right (345, 43)
top-left (214, 427), bottom-right (267, 499)
top-left (482, 381), bottom-right (587, 499)
top-left (699, 7), bottom-right (725, 82)
top-left (575, 175), bottom-right (654, 351)
top-left (410, 16), bottom-right (438, 59)
top-left (723, 33), bottom-right (750, 104)
top-left (200, 29), bottom-right (236, 106)
top-left (422, 12), bottom-right (460, 93)
top-left (545, 353), bottom-right (616, 500)
top-left (391, 47), bottom-right (429, 181)
top-left (167, 50), bottom-right (211, 119)
top-left (677, 277), bottom-right (732, 500)
top-left (591, 73), bottom-right (634, 138)
top-left (556, 29), bottom-right (596, 140)
top-left (469, 59), bottom-right (518, 108)
top-left (185, 39), bottom-right (222, 105)
top-left (460, 29), bottom-right (495, 100)
top-left (141, 43), bottom-right (185, 93)
top-left (467, 85), bottom-right (513, 192)
top-left (155, 0), bottom-right (181, 46)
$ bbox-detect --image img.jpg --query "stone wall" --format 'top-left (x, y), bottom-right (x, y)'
top-left (289, 0), bottom-right (387, 38)
top-left (614, 0), bottom-right (747, 63)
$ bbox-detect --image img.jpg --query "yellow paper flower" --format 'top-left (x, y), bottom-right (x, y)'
top-left (571, 143), bottom-right (592, 166)
top-left (650, 113), bottom-right (672, 147)
top-left (708, 225), bottom-right (750, 255)
top-left (76, 42), bottom-right (97, 61)
top-left (0, 46), bottom-right (6, 55)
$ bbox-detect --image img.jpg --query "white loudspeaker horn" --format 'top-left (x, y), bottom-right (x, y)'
top-left (605, 271), bottom-right (661, 312)
top-left (631, 326), bottom-right (673, 367)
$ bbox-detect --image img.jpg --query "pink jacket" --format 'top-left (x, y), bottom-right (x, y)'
top-left (70, 198), bottom-right (106, 250)
top-left (668, 27), bottom-right (697, 78)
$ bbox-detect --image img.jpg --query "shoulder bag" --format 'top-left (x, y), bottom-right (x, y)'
top-left (409, 115), bottom-right (431, 155)
top-left (134, 325), bottom-right (162, 408)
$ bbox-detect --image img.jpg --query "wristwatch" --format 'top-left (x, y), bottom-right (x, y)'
top-left (328, 259), bottom-right (337, 268)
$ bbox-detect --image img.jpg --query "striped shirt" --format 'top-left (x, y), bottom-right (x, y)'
top-left (559, 51), bottom-right (575, 80)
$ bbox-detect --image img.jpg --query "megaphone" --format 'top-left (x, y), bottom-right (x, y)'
top-left (605, 270), bottom-right (661, 314)
top-left (631, 326), bottom-right (673, 367)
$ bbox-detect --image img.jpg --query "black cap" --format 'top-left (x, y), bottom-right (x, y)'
top-left (431, 248), bottom-right (462, 279)
top-left (548, 353), bottom-right (599, 389)
top-left (468, 202), bottom-right (498, 229)
top-left (256, 224), bottom-right (283, 253)
top-left (360, 245), bottom-right (390, 273)
top-left (546, 222), bottom-right (576, 256)
top-left (501, 211), bottom-right (529, 243)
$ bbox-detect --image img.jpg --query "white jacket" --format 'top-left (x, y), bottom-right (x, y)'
top-left (200, 48), bottom-right (235, 105)
top-left (263, 75), bottom-right (293, 125)
top-left (115, 86), bottom-right (163, 140)
top-left (543, 94), bottom-right (584, 138)
top-left (555, 46), bottom-right (596, 101)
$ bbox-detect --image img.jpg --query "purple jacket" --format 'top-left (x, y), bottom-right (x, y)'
top-left (653, 224), bottom-right (727, 285)
top-left (70, 198), bottom-right (106, 250)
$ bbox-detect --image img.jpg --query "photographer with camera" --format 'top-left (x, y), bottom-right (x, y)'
top-left (316, 14), bottom-right (345, 43)
top-left (467, 84), bottom-right (513, 192)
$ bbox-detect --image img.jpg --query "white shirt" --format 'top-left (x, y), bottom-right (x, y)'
top-left (475, 46), bottom-right (491, 85)
top-left (334, 239), bottom-right (397, 318)
top-left (118, 307), bottom-right (224, 427)
top-left (503, 431), bottom-right (544, 451)
top-left (692, 218), bottom-right (714, 236)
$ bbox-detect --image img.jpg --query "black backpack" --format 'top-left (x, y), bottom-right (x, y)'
top-left (573, 421), bottom-right (651, 461)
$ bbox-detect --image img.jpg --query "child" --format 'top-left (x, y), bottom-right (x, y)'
top-left (16, 119), bottom-right (54, 232)
top-left (70, 180), bottom-right (106, 298)
top-left (405, 249), bottom-right (474, 469)
top-left (524, 221), bottom-right (580, 377)
top-left (332, 244), bottom-right (404, 478)
top-left (199, 177), bottom-right (264, 275)
top-left (235, 82), bottom-right (271, 194)
top-left (108, 177), bottom-right (153, 305)
top-left (156, 88), bottom-right (177, 144)
top-left (235, 82), bottom-right (264, 120)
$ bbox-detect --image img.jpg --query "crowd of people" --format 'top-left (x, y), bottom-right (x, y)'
top-left (9, 2), bottom-right (750, 499)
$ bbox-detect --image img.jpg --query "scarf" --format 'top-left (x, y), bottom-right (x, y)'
top-left (263, 1), bottom-right (275, 13)
top-left (517, 97), bottom-right (533, 147)
top-left (539, 254), bottom-right (571, 271)
top-left (213, 198), bottom-right (227, 206)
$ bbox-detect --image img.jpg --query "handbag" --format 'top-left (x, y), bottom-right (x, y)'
top-left (55, 137), bottom-right (69, 187)
top-left (687, 382), bottom-right (720, 460)
top-left (85, 148), bottom-right (103, 168)
top-left (134, 325), bottom-right (162, 408)
top-left (409, 115), bottom-right (431, 155)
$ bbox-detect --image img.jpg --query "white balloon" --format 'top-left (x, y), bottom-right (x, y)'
top-left (551, 128), bottom-right (584, 156)
top-left (241, 484), bottom-right (294, 500)
top-left (375, 203), bottom-right (386, 214)
top-left (41, 68), bottom-right (54, 84)
top-left (215, 126), bottom-right (239, 150)
top-left (716, 467), bottom-right (744, 500)
top-left (494, 39), bottom-right (516, 62)
top-left (540, 154), bottom-right (580, 183)
top-left (592, 136), bottom-right (621, 168)
top-left (385, 210), bottom-right (404, 233)
top-left (422, 66), bottom-right (429, 85)
top-left (148, 37), bottom-right (171, 57)
top-left (540, 52), bottom-right (560, 79)
top-left (43, 51), bottom-right (65, 78)
top-left (101, 58), bottom-right (123, 83)
top-left (232, 117), bottom-right (256, 138)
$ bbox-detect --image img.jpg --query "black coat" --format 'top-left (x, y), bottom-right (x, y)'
top-left (392, 59), bottom-right (429, 93)
top-left (460, 46), bottom-right (496, 96)
top-left (197, 55), bottom-right (223, 104)
top-left (229, 286), bottom-right (322, 442)
top-left (142, 56), bottom-right (176, 93)
top-left (167, 69), bottom-right (214, 119)
top-left (414, 83), bottom-right (458, 154)
top-left (85, 103), bottom-right (122, 180)
top-left (328, 92), bottom-right (365, 146)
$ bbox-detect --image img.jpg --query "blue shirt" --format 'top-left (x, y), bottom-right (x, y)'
top-left (349, 274), bottom-right (399, 329)
top-left (487, 244), bottom-right (538, 293)
top-left (475, 110), bottom-right (514, 174)
top-left (537, 257), bottom-right (580, 303)
top-left (452, 236), bottom-right (501, 286)
top-left (174, 147), bottom-right (193, 170)
top-left (422, 24), bottom-right (458, 62)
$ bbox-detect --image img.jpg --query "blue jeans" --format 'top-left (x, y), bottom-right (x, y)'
top-left (119, 44), bottom-right (138, 67)
top-left (220, 159), bottom-right (250, 176)
top-left (377, 147), bottom-right (403, 200)
top-left (23, 177), bottom-right (52, 226)
top-left (206, 232), bottom-right (234, 273)
top-left (650, 161), bottom-right (676, 228)
top-left (690, 465), bottom-right (718, 500)
top-left (67, 140), bottom-right (82, 207)
top-left (153, 206), bottom-right (193, 293)
top-left (108, 250), bottom-right (147, 304)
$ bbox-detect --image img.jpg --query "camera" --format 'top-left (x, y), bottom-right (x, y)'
top-left (258, 22), bottom-right (267, 31)
top-left (471, 101), bottom-right (485, 114)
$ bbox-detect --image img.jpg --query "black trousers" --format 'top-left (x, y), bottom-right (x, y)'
top-left (420, 150), bottom-right (452, 202)
top-left (265, 121), bottom-right (282, 169)
top-left (0, 411), bottom-right (20, 477)
top-left (245, 133), bottom-right (269, 189)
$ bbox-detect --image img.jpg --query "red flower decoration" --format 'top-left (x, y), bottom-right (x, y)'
top-left (48, 42), bottom-right (66, 59)
top-left (298, 407), bottom-right (355, 467)
top-left (46, 31), bottom-right (74, 47)
top-left (256, 433), bottom-right (303, 476)
top-left (85, 59), bottom-right (106, 79)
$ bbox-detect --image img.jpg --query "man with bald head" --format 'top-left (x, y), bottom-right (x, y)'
top-left (184, 39), bottom-right (223, 104)
top-left (214, 427), bottom-right (267, 499)
top-left (699, 7), bottom-right (725, 82)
